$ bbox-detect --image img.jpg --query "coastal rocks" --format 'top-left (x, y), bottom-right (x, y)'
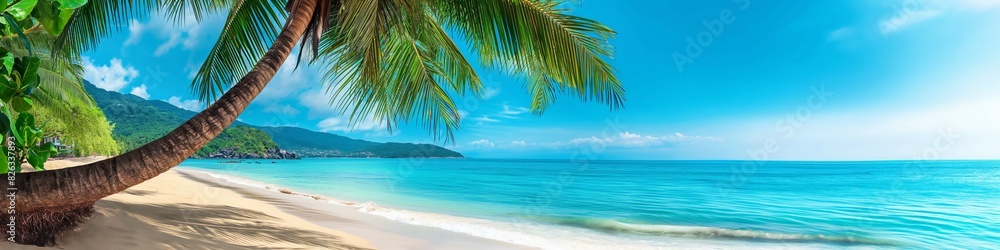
top-left (199, 148), bottom-right (298, 159)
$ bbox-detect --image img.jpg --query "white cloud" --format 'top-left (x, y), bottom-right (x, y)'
top-left (82, 57), bottom-right (139, 92)
top-left (566, 132), bottom-right (723, 148)
top-left (297, 77), bottom-right (394, 134)
top-left (458, 132), bottom-right (721, 152)
top-left (167, 11), bottom-right (206, 55)
top-left (499, 104), bottom-right (530, 118)
top-left (317, 117), bottom-right (385, 132)
top-left (168, 96), bottom-right (204, 111)
top-left (124, 19), bottom-right (144, 46)
top-left (299, 88), bottom-right (342, 117)
top-left (828, 27), bottom-right (853, 41)
top-left (875, 0), bottom-right (1000, 36)
top-left (473, 115), bottom-right (500, 124)
top-left (185, 60), bottom-right (201, 79)
top-left (874, 0), bottom-right (1000, 36)
top-left (468, 139), bottom-right (495, 148)
top-left (130, 84), bottom-right (150, 99)
top-left (260, 56), bottom-right (313, 101)
top-left (483, 87), bottom-right (501, 100)
top-left (126, 10), bottom-right (213, 56)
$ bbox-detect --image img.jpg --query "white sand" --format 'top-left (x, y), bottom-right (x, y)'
top-left (2, 158), bottom-right (532, 249)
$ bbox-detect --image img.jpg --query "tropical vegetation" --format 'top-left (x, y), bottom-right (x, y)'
top-left (31, 95), bottom-right (118, 156)
top-left (1, 0), bottom-right (117, 163)
top-left (1, 0), bottom-right (92, 174)
top-left (88, 80), bottom-right (462, 158)
top-left (2, 0), bottom-right (624, 246)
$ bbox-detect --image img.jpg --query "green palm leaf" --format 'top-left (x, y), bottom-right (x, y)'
top-left (309, 0), bottom-right (621, 141)
top-left (190, 0), bottom-right (288, 102)
top-left (2, 31), bottom-right (92, 106)
top-left (53, 0), bottom-right (226, 56)
top-left (433, 0), bottom-right (624, 113)
top-left (314, 0), bottom-right (487, 142)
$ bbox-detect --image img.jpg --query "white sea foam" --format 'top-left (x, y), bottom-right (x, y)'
top-left (198, 170), bottom-right (271, 189)
top-left (350, 201), bottom-right (688, 249)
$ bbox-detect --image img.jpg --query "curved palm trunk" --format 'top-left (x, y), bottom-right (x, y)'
top-left (2, 0), bottom-right (317, 245)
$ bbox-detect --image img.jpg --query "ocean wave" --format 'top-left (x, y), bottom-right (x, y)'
top-left (183, 169), bottom-right (691, 249)
top-left (182, 168), bottom-right (890, 249)
top-left (522, 215), bottom-right (900, 246)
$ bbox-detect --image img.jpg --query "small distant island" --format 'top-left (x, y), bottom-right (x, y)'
top-left (86, 82), bottom-right (464, 159)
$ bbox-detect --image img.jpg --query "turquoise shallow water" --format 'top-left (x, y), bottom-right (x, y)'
top-left (180, 158), bottom-right (1000, 248)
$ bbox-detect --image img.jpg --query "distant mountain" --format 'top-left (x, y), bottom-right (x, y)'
top-left (85, 82), bottom-right (463, 158)
top-left (257, 127), bottom-right (463, 158)
top-left (85, 82), bottom-right (294, 159)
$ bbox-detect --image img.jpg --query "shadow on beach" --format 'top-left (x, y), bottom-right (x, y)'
top-left (63, 200), bottom-right (369, 250)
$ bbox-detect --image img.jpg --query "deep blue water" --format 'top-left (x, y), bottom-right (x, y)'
top-left (180, 158), bottom-right (1000, 249)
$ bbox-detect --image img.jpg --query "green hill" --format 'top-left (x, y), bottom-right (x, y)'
top-left (86, 82), bottom-right (293, 158)
top-left (256, 127), bottom-right (463, 158)
top-left (85, 82), bottom-right (463, 158)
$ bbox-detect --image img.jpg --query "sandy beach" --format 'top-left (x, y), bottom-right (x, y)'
top-left (2, 158), bottom-right (530, 250)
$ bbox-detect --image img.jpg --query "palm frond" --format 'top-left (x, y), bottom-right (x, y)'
top-left (433, 0), bottom-right (624, 113)
top-left (53, 0), bottom-right (227, 55)
top-left (2, 32), bottom-right (92, 106)
top-left (53, 0), bottom-right (157, 55)
top-left (159, 0), bottom-right (232, 24)
top-left (190, 0), bottom-right (288, 102)
top-left (35, 54), bottom-right (92, 105)
top-left (314, 0), bottom-right (485, 142)
top-left (286, 0), bottom-right (340, 64)
top-left (0, 25), bottom-right (55, 54)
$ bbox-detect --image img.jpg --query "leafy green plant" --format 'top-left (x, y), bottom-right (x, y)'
top-left (0, 48), bottom-right (57, 173)
top-left (0, 0), bottom-right (86, 173)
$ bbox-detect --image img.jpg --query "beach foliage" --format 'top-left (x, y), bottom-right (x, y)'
top-left (0, 0), bottom-right (89, 173)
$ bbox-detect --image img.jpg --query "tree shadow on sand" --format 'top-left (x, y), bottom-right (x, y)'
top-left (57, 200), bottom-right (371, 250)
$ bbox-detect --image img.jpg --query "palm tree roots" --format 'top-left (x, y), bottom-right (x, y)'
top-left (3, 205), bottom-right (95, 246)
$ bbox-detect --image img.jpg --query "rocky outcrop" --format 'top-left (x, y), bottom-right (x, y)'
top-left (199, 148), bottom-right (298, 159)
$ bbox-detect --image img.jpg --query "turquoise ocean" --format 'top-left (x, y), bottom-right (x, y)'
top-left (179, 158), bottom-right (1000, 249)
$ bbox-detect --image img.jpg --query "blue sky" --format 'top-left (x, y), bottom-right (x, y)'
top-left (80, 0), bottom-right (1000, 160)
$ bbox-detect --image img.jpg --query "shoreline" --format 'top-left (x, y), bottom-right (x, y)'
top-left (3, 158), bottom-right (932, 249)
top-left (174, 160), bottom-right (906, 249)
top-left (172, 166), bottom-right (746, 249)
top-left (174, 168), bottom-right (535, 250)
top-left (2, 157), bottom-right (525, 249)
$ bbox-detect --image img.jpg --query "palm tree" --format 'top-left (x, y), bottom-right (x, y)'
top-left (3, 0), bottom-right (624, 245)
top-left (1, 31), bottom-right (119, 156)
